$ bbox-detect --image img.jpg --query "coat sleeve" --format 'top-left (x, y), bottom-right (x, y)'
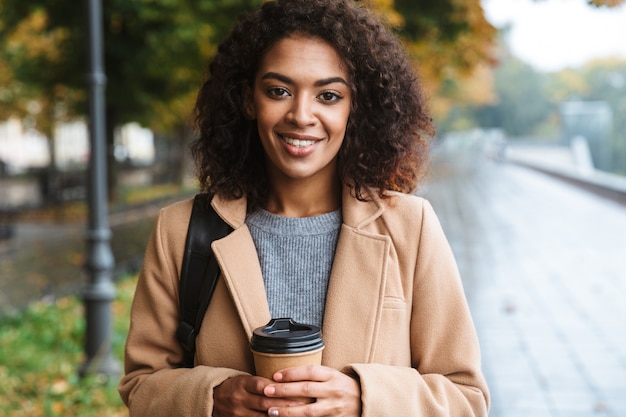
top-left (117, 203), bottom-right (248, 416)
top-left (344, 199), bottom-right (490, 416)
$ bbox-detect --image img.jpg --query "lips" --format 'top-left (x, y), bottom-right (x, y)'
top-left (277, 133), bottom-right (321, 156)
top-left (278, 133), bottom-right (321, 146)
top-left (282, 136), bottom-right (316, 148)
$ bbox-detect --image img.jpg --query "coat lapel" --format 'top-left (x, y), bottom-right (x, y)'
top-left (211, 195), bottom-right (271, 340)
top-left (322, 187), bottom-right (390, 367)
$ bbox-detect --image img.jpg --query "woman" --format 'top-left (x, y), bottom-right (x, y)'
top-left (119, 0), bottom-right (490, 416)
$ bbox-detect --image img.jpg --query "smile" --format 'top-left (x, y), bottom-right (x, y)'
top-left (281, 136), bottom-right (317, 148)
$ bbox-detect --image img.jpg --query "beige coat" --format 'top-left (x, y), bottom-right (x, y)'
top-left (119, 187), bottom-right (489, 416)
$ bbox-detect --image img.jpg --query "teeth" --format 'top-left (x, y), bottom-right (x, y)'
top-left (283, 136), bottom-right (315, 147)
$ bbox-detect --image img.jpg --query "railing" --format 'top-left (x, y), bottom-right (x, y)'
top-left (506, 142), bottom-right (626, 205)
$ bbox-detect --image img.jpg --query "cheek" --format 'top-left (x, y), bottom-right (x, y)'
top-left (254, 111), bottom-right (274, 135)
top-left (255, 102), bottom-right (283, 128)
top-left (330, 108), bottom-right (351, 135)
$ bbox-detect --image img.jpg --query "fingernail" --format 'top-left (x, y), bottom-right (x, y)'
top-left (268, 408), bottom-right (279, 417)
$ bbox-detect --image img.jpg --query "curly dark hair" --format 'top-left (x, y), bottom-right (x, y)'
top-left (191, 0), bottom-right (434, 209)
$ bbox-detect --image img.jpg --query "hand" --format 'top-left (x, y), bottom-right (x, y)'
top-left (213, 375), bottom-right (305, 417)
top-left (263, 365), bottom-right (362, 417)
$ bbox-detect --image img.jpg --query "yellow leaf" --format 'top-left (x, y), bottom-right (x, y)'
top-left (51, 401), bottom-right (65, 414)
top-left (50, 378), bottom-right (69, 394)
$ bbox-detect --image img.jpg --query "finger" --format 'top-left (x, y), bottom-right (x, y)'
top-left (264, 380), bottom-right (319, 400)
top-left (244, 375), bottom-right (274, 395)
top-left (214, 375), bottom-right (282, 415)
top-left (254, 395), bottom-right (307, 412)
top-left (267, 402), bottom-right (321, 417)
top-left (273, 364), bottom-right (330, 382)
top-left (243, 377), bottom-right (304, 411)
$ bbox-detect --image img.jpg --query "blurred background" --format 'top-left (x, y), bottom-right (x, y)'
top-left (1, 0), bottom-right (625, 416)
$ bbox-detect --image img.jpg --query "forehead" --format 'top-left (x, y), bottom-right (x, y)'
top-left (256, 35), bottom-right (349, 81)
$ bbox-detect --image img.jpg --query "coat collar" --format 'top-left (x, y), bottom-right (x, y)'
top-left (340, 185), bottom-right (386, 229)
top-left (210, 186), bottom-right (391, 366)
top-left (211, 185), bottom-right (388, 230)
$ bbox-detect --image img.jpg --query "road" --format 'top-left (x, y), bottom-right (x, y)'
top-left (422, 146), bottom-right (626, 417)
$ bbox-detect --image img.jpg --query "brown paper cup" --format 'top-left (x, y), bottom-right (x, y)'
top-left (251, 346), bottom-right (324, 379)
top-left (250, 318), bottom-right (325, 403)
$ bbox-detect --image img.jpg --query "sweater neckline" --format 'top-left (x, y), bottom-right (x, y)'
top-left (245, 208), bottom-right (342, 236)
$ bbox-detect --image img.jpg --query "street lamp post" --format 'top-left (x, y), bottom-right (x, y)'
top-left (79, 0), bottom-right (121, 378)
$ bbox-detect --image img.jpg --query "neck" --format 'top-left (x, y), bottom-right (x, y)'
top-left (264, 175), bottom-right (342, 217)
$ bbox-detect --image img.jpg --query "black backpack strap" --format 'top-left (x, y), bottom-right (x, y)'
top-left (176, 193), bottom-right (232, 368)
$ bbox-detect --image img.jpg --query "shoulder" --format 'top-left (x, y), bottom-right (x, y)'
top-left (158, 197), bottom-right (194, 225)
top-left (347, 187), bottom-right (439, 234)
top-left (138, 198), bottom-right (195, 286)
top-left (149, 198), bottom-right (195, 247)
top-left (375, 191), bottom-right (445, 244)
top-left (383, 190), bottom-right (427, 209)
top-left (379, 191), bottom-right (435, 225)
top-left (343, 186), bottom-right (427, 227)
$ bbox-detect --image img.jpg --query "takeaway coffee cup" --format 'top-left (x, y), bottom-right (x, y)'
top-left (250, 318), bottom-right (324, 380)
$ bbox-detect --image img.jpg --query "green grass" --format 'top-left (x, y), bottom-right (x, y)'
top-left (0, 277), bottom-right (137, 417)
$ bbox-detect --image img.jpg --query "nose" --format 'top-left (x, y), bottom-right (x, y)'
top-left (285, 95), bottom-right (316, 127)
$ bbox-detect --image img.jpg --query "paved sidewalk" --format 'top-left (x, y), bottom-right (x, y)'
top-left (0, 203), bottom-right (162, 313)
top-left (422, 147), bottom-right (626, 417)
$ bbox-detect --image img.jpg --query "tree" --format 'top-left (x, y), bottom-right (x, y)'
top-left (436, 0), bottom-right (626, 137)
top-left (559, 59), bottom-right (626, 172)
top-left (391, 0), bottom-right (498, 123)
top-left (1, 0), bottom-right (500, 195)
top-left (588, 0), bottom-right (625, 6)
top-left (1, 0), bottom-right (264, 199)
top-left (0, 6), bottom-right (86, 199)
top-left (474, 57), bottom-right (552, 136)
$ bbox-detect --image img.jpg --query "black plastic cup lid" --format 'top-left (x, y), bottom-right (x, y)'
top-left (250, 318), bottom-right (324, 354)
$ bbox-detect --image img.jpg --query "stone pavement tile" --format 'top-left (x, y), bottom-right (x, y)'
top-left (586, 366), bottom-right (626, 392)
top-left (549, 389), bottom-right (605, 415)
top-left (601, 389), bottom-right (626, 415)
top-left (485, 348), bottom-right (558, 416)
top-left (534, 357), bottom-right (589, 391)
top-left (553, 411), bottom-right (611, 417)
top-left (488, 388), bottom-right (554, 417)
top-left (492, 410), bottom-right (553, 417)
top-left (424, 152), bottom-right (626, 417)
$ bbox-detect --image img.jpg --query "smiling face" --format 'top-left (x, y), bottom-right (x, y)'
top-left (245, 35), bottom-right (352, 189)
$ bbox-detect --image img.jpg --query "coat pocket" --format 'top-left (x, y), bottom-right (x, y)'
top-left (375, 296), bottom-right (411, 365)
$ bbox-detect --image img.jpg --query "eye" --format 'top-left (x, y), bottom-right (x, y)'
top-left (318, 91), bottom-right (342, 102)
top-left (267, 87), bottom-right (291, 98)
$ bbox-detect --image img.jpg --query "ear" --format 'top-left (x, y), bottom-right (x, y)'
top-left (242, 85), bottom-right (256, 120)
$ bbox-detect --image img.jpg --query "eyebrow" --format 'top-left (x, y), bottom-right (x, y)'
top-left (260, 72), bottom-right (349, 87)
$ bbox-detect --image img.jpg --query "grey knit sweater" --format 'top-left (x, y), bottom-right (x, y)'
top-left (245, 208), bottom-right (342, 328)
